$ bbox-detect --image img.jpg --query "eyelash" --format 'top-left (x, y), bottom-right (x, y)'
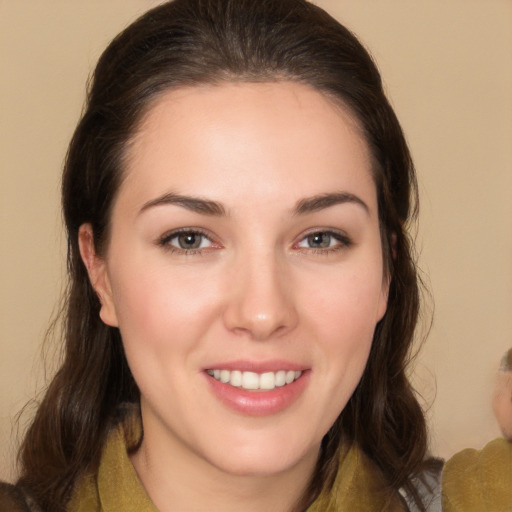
top-left (157, 228), bottom-right (217, 255)
top-left (294, 229), bottom-right (352, 255)
top-left (157, 228), bottom-right (352, 255)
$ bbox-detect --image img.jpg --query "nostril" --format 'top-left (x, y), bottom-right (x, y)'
top-left (228, 315), bottom-right (295, 341)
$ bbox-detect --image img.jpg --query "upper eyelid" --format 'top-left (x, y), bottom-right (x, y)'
top-left (159, 227), bottom-right (212, 241)
top-left (295, 227), bottom-right (350, 241)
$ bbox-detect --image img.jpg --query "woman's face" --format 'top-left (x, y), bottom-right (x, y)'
top-left (85, 82), bottom-right (389, 478)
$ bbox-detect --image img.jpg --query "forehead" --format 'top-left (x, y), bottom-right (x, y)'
top-left (120, 81), bottom-right (375, 211)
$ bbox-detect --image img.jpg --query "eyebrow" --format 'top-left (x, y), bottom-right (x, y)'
top-left (293, 192), bottom-right (369, 216)
top-left (139, 191), bottom-right (368, 217)
top-left (139, 192), bottom-right (227, 216)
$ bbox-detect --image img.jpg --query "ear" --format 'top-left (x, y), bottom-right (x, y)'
top-left (78, 224), bottom-right (119, 327)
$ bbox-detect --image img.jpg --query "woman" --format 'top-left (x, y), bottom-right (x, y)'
top-left (3, 0), bottom-right (509, 510)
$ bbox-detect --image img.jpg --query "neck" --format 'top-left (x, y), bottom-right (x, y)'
top-left (130, 411), bottom-right (319, 512)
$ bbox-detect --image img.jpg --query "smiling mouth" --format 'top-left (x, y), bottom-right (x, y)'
top-left (206, 369), bottom-right (303, 391)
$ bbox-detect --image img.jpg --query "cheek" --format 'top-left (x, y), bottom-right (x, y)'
top-left (107, 256), bottom-right (223, 358)
top-left (305, 266), bottom-right (385, 338)
top-left (303, 267), bottom-right (384, 400)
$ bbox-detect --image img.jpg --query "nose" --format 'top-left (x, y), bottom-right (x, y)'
top-left (223, 252), bottom-right (298, 341)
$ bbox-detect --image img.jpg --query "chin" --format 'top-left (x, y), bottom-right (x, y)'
top-left (204, 434), bottom-right (319, 478)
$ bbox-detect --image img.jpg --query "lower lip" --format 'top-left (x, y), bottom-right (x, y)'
top-left (205, 371), bottom-right (310, 417)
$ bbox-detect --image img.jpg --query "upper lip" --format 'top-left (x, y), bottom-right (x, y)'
top-left (203, 360), bottom-right (308, 373)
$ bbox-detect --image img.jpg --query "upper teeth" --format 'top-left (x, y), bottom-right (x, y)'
top-left (207, 369), bottom-right (302, 390)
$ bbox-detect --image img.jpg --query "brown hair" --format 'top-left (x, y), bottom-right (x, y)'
top-left (18, 0), bottom-right (435, 510)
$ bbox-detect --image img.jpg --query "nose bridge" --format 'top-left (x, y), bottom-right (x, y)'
top-left (224, 245), bottom-right (297, 340)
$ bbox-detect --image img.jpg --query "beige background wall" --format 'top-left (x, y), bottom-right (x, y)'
top-left (1, 1), bottom-right (511, 483)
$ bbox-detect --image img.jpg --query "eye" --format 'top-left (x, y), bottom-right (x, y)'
top-left (159, 229), bottom-right (214, 252)
top-left (296, 230), bottom-right (351, 252)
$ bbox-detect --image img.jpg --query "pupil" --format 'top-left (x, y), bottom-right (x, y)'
top-left (309, 233), bottom-right (330, 248)
top-left (178, 233), bottom-right (200, 249)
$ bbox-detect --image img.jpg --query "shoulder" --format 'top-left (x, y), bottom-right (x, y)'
top-left (0, 482), bottom-right (31, 512)
top-left (442, 437), bottom-right (512, 512)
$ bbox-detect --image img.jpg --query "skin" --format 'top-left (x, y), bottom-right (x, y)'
top-left (493, 371), bottom-right (512, 439)
top-left (80, 82), bottom-right (390, 512)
